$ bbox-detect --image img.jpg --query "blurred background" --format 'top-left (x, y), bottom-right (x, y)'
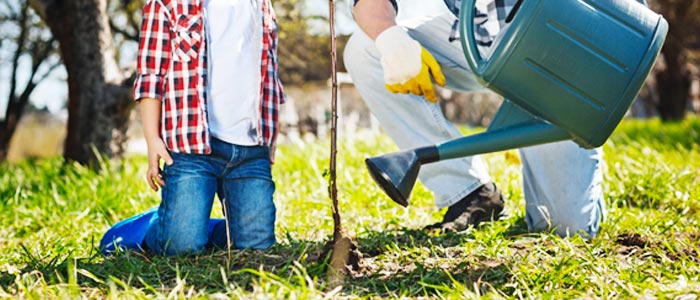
top-left (0, 0), bottom-right (698, 165)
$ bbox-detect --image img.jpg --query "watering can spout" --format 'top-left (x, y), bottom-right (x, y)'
top-left (366, 146), bottom-right (439, 207)
top-left (367, 102), bottom-right (570, 207)
top-left (437, 100), bottom-right (571, 161)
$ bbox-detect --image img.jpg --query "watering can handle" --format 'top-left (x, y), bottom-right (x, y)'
top-left (459, 0), bottom-right (486, 76)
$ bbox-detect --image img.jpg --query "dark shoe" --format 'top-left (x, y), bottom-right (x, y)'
top-left (425, 182), bottom-right (505, 232)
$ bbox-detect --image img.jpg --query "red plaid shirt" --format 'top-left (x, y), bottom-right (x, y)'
top-left (133, 0), bottom-right (285, 154)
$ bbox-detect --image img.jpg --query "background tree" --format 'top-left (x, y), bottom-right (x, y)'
top-left (650, 0), bottom-right (700, 121)
top-left (28, 0), bottom-right (135, 166)
top-left (0, 0), bottom-right (60, 162)
top-left (275, 0), bottom-right (350, 85)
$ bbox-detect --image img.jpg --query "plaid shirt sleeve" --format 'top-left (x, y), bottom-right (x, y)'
top-left (475, 0), bottom-right (519, 47)
top-left (133, 0), bottom-right (172, 102)
top-left (260, 0), bottom-right (285, 152)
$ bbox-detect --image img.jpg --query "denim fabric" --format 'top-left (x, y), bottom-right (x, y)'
top-left (144, 137), bottom-right (276, 255)
top-left (343, 13), bottom-right (605, 238)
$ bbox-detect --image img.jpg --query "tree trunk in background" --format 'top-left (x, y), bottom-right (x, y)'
top-left (651, 0), bottom-right (700, 122)
top-left (0, 91), bottom-right (37, 162)
top-left (29, 0), bottom-right (134, 166)
top-left (0, 96), bottom-right (26, 162)
top-left (656, 47), bottom-right (691, 121)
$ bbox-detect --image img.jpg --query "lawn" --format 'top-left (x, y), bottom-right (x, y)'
top-left (0, 117), bottom-right (698, 298)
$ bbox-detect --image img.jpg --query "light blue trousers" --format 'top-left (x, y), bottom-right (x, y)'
top-left (344, 13), bottom-right (606, 238)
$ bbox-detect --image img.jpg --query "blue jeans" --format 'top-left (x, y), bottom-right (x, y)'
top-left (144, 138), bottom-right (276, 255)
top-left (344, 13), bottom-right (605, 238)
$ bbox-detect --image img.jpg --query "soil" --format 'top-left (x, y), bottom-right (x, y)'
top-left (317, 238), bottom-right (363, 274)
top-left (615, 232), bottom-right (699, 262)
top-left (304, 231), bottom-right (698, 286)
top-left (616, 233), bottom-right (650, 248)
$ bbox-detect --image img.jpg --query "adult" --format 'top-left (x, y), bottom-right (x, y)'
top-left (344, 0), bottom-right (612, 237)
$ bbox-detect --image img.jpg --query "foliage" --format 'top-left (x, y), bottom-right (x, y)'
top-left (107, 0), bottom-right (143, 68)
top-left (0, 117), bottom-right (698, 298)
top-left (275, 0), bottom-right (350, 85)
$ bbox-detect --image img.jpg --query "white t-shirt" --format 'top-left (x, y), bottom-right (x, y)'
top-left (204, 0), bottom-right (262, 145)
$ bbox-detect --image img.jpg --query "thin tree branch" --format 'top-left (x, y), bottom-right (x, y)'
top-left (0, 11), bottom-right (20, 22)
top-left (27, 0), bottom-right (55, 22)
top-left (8, 2), bottom-right (30, 105)
top-left (3, 0), bottom-right (57, 135)
top-left (2, 0), bottom-right (18, 15)
top-left (33, 59), bottom-right (62, 84)
top-left (27, 37), bottom-right (57, 85)
top-left (126, 4), bottom-right (141, 39)
top-left (327, 0), bottom-right (341, 239)
top-left (109, 17), bottom-right (138, 41)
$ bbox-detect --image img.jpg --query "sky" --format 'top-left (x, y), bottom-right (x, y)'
top-left (0, 0), bottom-right (450, 118)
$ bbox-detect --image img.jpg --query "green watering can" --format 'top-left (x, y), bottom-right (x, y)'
top-left (366, 0), bottom-right (668, 207)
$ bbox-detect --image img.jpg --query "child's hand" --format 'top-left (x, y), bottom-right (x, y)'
top-left (146, 137), bottom-right (174, 191)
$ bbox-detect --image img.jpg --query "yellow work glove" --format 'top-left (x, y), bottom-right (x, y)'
top-left (375, 26), bottom-right (446, 103)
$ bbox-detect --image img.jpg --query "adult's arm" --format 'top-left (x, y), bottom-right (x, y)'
top-left (351, 0), bottom-right (446, 102)
top-left (352, 0), bottom-right (398, 40)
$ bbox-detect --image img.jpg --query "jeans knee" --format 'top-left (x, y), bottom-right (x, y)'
top-left (240, 232), bottom-right (276, 250)
top-left (160, 235), bottom-right (208, 256)
top-left (232, 211), bottom-right (276, 250)
top-left (145, 227), bottom-right (208, 256)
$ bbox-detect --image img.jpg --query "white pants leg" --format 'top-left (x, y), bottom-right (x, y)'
top-left (344, 13), bottom-right (606, 237)
top-left (344, 14), bottom-right (492, 209)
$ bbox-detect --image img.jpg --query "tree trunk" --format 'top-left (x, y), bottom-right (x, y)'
top-left (30, 0), bottom-right (134, 166)
top-left (0, 101), bottom-right (21, 162)
top-left (0, 92), bottom-right (34, 162)
top-left (656, 43), bottom-right (691, 122)
top-left (650, 0), bottom-right (698, 122)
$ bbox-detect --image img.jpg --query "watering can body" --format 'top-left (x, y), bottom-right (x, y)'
top-left (365, 0), bottom-right (668, 207)
top-left (461, 0), bottom-right (668, 148)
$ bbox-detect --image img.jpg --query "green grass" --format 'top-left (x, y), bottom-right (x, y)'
top-left (0, 116), bottom-right (698, 298)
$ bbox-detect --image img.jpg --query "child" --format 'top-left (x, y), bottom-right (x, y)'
top-left (100, 0), bottom-right (285, 256)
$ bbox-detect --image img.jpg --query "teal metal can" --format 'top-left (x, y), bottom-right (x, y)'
top-left (460, 0), bottom-right (668, 148)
